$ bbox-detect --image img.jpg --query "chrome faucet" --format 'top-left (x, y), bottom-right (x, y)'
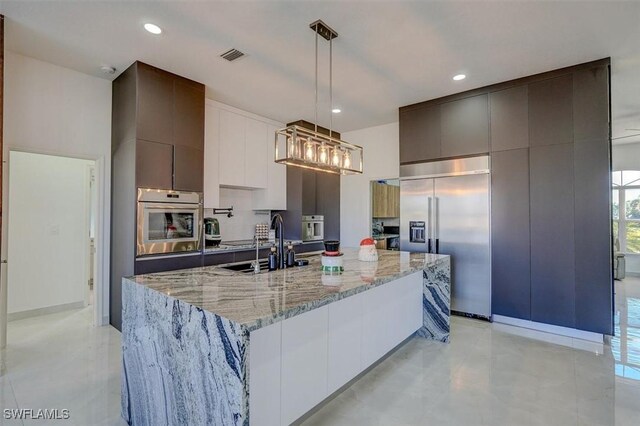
top-left (270, 213), bottom-right (285, 269)
top-left (251, 234), bottom-right (261, 274)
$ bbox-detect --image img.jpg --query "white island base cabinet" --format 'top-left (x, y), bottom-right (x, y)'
top-left (249, 271), bottom-right (423, 425)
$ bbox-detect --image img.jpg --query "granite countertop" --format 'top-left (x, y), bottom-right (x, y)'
top-left (125, 248), bottom-right (449, 332)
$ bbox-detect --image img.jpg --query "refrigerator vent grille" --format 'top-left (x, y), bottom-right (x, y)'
top-left (220, 48), bottom-right (245, 61)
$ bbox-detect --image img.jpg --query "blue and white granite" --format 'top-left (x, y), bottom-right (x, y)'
top-left (121, 280), bottom-right (249, 426)
top-left (417, 258), bottom-right (451, 342)
top-left (121, 249), bottom-right (450, 425)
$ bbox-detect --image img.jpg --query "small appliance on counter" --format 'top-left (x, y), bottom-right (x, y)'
top-left (204, 217), bottom-right (221, 247)
top-left (359, 238), bottom-right (379, 262)
top-left (321, 240), bottom-right (343, 273)
top-left (302, 215), bottom-right (324, 241)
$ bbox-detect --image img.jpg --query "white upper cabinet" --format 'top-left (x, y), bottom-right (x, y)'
top-left (203, 103), bottom-right (220, 209)
top-left (219, 109), bottom-right (247, 188)
top-left (252, 124), bottom-right (287, 210)
top-left (203, 100), bottom-right (286, 209)
top-left (244, 118), bottom-right (269, 188)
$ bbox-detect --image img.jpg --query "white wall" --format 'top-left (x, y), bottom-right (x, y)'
top-left (204, 188), bottom-right (270, 241)
top-left (340, 122), bottom-right (400, 248)
top-left (3, 51), bottom-right (112, 325)
top-left (8, 152), bottom-right (94, 315)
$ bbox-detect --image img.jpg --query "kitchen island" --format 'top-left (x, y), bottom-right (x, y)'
top-left (121, 249), bottom-right (450, 426)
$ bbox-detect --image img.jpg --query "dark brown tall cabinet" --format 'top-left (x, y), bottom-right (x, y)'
top-left (110, 62), bottom-right (205, 330)
top-left (399, 58), bottom-right (613, 335)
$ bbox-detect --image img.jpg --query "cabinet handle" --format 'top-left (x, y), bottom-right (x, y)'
top-left (435, 238), bottom-right (440, 254)
top-left (428, 238), bottom-right (432, 253)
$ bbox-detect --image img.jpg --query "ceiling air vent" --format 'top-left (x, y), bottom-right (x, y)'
top-left (220, 48), bottom-right (245, 62)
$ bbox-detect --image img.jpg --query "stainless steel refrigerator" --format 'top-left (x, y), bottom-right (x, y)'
top-left (400, 156), bottom-right (491, 319)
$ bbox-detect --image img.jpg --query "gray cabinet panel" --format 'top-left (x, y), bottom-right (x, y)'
top-left (529, 75), bottom-right (573, 147)
top-left (573, 66), bottom-right (609, 143)
top-left (440, 94), bottom-right (489, 158)
top-left (136, 139), bottom-right (173, 190)
top-left (491, 149), bottom-right (531, 320)
top-left (302, 170), bottom-right (317, 215)
top-left (174, 145), bottom-right (204, 192)
top-left (137, 64), bottom-right (174, 145)
top-left (174, 79), bottom-right (205, 150)
top-left (281, 166), bottom-right (304, 241)
top-left (530, 144), bottom-right (575, 328)
top-left (399, 105), bottom-right (440, 163)
top-left (316, 172), bottom-right (341, 241)
top-left (574, 140), bottom-right (613, 334)
top-left (490, 86), bottom-right (529, 151)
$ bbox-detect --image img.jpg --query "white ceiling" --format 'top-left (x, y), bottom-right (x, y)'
top-left (2, 0), bottom-right (640, 143)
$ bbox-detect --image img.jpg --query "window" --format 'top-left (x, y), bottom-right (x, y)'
top-left (612, 171), bottom-right (640, 253)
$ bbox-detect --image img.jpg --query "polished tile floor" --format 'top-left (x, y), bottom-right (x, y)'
top-left (0, 277), bottom-right (638, 425)
top-left (0, 308), bottom-right (124, 425)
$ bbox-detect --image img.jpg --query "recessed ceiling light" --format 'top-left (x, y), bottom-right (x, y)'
top-left (144, 23), bottom-right (162, 35)
top-left (332, 108), bottom-right (341, 114)
top-left (453, 74), bottom-right (466, 81)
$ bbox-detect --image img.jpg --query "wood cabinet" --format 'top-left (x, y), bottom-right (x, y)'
top-left (399, 59), bottom-right (613, 335)
top-left (173, 79), bottom-right (205, 150)
top-left (490, 86), bottom-right (529, 151)
top-left (132, 62), bottom-right (205, 192)
top-left (371, 182), bottom-right (400, 218)
top-left (301, 170), bottom-right (317, 214)
top-left (440, 94), bottom-right (489, 158)
top-left (136, 63), bottom-right (174, 146)
top-left (530, 143), bottom-right (576, 328)
top-left (399, 104), bottom-right (440, 163)
top-left (135, 139), bottom-right (173, 190)
top-left (173, 145), bottom-right (203, 192)
top-left (399, 94), bottom-right (488, 163)
top-left (491, 148), bottom-right (531, 320)
top-left (529, 75), bottom-right (573, 147)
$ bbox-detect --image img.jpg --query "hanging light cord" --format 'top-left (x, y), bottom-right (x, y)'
top-left (314, 27), bottom-right (318, 134)
top-left (329, 35), bottom-right (333, 139)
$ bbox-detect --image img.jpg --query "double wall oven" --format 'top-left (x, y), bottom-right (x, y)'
top-left (136, 188), bottom-right (203, 257)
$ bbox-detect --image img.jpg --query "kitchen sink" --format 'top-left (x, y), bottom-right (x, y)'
top-left (219, 260), bottom-right (269, 274)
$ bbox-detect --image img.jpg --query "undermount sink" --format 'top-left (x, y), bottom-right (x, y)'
top-left (219, 260), bottom-right (269, 274)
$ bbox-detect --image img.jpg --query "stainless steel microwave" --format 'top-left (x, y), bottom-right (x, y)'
top-left (136, 188), bottom-right (203, 257)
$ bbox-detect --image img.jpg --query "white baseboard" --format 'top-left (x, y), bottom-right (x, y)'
top-left (8, 301), bottom-right (85, 322)
top-left (492, 315), bottom-right (604, 343)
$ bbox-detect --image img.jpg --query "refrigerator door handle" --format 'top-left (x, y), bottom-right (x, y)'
top-left (427, 196), bottom-right (433, 253)
top-left (435, 197), bottom-right (440, 254)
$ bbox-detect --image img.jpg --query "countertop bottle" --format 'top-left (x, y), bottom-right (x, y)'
top-left (268, 246), bottom-right (278, 271)
top-left (286, 243), bottom-right (295, 267)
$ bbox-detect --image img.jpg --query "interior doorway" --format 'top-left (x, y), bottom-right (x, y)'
top-left (4, 151), bottom-right (97, 328)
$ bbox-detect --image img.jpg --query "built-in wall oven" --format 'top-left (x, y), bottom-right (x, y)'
top-left (136, 188), bottom-right (203, 257)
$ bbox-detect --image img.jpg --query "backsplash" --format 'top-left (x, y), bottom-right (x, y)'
top-left (204, 188), bottom-right (270, 241)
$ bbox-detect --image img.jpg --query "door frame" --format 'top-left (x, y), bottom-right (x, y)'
top-left (0, 148), bottom-right (109, 349)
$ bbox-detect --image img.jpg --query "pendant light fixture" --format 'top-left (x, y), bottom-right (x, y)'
top-left (274, 20), bottom-right (363, 175)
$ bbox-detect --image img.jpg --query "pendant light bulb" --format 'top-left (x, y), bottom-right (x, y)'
top-left (331, 147), bottom-right (341, 167)
top-left (343, 149), bottom-right (351, 169)
top-left (305, 140), bottom-right (316, 161)
top-left (319, 143), bottom-right (329, 164)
